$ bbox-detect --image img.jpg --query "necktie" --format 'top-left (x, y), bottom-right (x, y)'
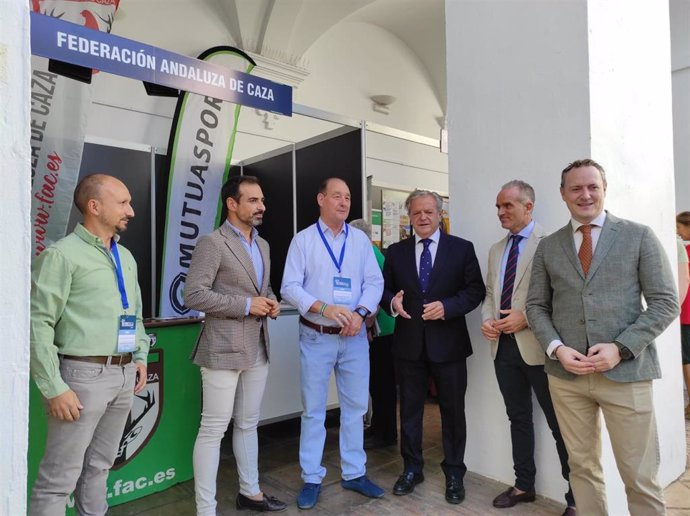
top-left (419, 238), bottom-right (432, 293)
top-left (500, 234), bottom-right (523, 313)
top-left (578, 224), bottom-right (593, 275)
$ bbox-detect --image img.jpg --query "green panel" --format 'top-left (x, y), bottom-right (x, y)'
top-left (27, 323), bottom-right (202, 513)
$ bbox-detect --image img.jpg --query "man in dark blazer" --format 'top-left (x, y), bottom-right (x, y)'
top-left (184, 175), bottom-right (286, 515)
top-left (382, 189), bottom-right (485, 504)
top-left (526, 159), bottom-right (679, 516)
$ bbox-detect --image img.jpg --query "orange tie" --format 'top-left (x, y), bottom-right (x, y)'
top-left (578, 224), bottom-right (593, 275)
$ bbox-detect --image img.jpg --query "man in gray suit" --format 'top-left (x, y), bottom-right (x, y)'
top-left (481, 180), bottom-right (574, 515)
top-left (526, 159), bottom-right (679, 516)
top-left (184, 175), bottom-right (287, 515)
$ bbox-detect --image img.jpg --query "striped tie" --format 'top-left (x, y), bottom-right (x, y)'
top-left (500, 235), bottom-right (523, 314)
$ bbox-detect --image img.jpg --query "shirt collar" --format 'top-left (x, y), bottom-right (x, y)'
top-left (415, 228), bottom-right (441, 245)
top-left (570, 211), bottom-right (607, 233)
top-left (318, 218), bottom-right (347, 237)
top-left (74, 223), bottom-right (119, 247)
top-left (508, 219), bottom-right (535, 240)
top-left (225, 220), bottom-right (258, 243)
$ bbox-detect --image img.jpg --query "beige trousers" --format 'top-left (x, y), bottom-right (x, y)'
top-left (548, 374), bottom-right (664, 516)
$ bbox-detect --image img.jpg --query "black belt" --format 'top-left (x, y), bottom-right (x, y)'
top-left (61, 354), bottom-right (133, 366)
top-left (299, 316), bottom-right (341, 335)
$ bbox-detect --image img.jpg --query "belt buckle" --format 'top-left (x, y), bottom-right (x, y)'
top-left (107, 355), bottom-right (125, 366)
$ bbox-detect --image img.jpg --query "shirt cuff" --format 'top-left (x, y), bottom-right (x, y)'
top-left (390, 299), bottom-right (399, 318)
top-left (547, 340), bottom-right (564, 360)
top-left (245, 298), bottom-right (251, 316)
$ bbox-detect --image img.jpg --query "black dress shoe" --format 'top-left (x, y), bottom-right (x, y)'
top-left (364, 435), bottom-right (397, 450)
top-left (445, 475), bottom-right (465, 504)
top-left (393, 471), bottom-right (424, 495)
top-left (236, 492), bottom-right (287, 512)
top-left (492, 486), bottom-right (536, 508)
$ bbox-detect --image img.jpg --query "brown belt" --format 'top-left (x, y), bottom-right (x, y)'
top-left (61, 354), bottom-right (133, 366)
top-left (299, 316), bottom-right (341, 335)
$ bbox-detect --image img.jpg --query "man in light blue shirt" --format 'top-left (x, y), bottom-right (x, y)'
top-left (281, 177), bottom-right (384, 509)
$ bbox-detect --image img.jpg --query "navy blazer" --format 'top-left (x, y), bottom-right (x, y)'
top-left (382, 232), bottom-right (485, 363)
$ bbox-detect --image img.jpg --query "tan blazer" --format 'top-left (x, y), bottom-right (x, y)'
top-left (184, 223), bottom-right (275, 370)
top-left (481, 222), bottom-right (547, 366)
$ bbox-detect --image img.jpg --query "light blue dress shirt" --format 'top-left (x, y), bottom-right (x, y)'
top-left (281, 218), bottom-right (384, 325)
top-left (225, 221), bottom-right (265, 316)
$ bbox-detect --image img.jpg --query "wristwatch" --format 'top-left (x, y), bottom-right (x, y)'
top-left (615, 341), bottom-right (634, 360)
top-left (354, 306), bottom-right (370, 319)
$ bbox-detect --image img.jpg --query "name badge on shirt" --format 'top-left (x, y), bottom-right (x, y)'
top-left (333, 277), bottom-right (353, 304)
top-left (117, 315), bottom-right (137, 353)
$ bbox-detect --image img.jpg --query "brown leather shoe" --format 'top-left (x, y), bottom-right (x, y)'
top-left (492, 487), bottom-right (536, 508)
top-left (561, 507), bottom-right (576, 516)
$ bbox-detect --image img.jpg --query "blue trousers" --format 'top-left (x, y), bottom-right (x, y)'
top-left (298, 324), bottom-right (369, 483)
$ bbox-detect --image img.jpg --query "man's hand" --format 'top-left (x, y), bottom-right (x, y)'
top-left (249, 297), bottom-right (278, 317)
top-left (392, 290), bottom-right (411, 319)
top-left (480, 319), bottom-right (500, 341)
top-left (47, 389), bottom-right (83, 421)
top-left (555, 345), bottom-right (596, 375)
top-left (323, 304), bottom-right (353, 328)
top-left (340, 312), bottom-right (364, 337)
top-left (134, 362), bottom-right (147, 394)
top-left (493, 309), bottom-right (528, 334)
top-left (584, 343), bottom-right (622, 373)
top-left (421, 301), bottom-right (445, 321)
top-left (266, 299), bottom-right (280, 319)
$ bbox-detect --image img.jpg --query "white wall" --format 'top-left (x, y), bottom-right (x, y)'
top-left (0, 0), bottom-right (31, 514)
top-left (446, 0), bottom-right (684, 513)
top-left (671, 0), bottom-right (690, 212)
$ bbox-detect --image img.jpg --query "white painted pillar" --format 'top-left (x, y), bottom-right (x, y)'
top-left (671, 0), bottom-right (690, 211)
top-left (446, 1), bottom-right (685, 514)
top-left (0, 0), bottom-right (31, 514)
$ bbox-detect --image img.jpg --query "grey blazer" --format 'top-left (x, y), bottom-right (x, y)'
top-left (481, 223), bottom-right (547, 365)
top-left (184, 224), bottom-right (275, 370)
top-left (526, 212), bottom-right (679, 382)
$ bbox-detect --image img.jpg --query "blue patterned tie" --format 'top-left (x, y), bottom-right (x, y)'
top-left (500, 235), bottom-right (523, 315)
top-left (419, 238), bottom-right (433, 294)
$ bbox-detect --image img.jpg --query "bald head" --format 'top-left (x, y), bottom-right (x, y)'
top-left (73, 174), bottom-right (115, 214)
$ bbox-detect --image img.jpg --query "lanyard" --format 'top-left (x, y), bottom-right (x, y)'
top-left (317, 222), bottom-right (348, 274)
top-left (110, 240), bottom-right (130, 311)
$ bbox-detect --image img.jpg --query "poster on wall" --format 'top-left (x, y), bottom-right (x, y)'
top-left (381, 189), bottom-right (410, 249)
top-left (371, 210), bottom-right (382, 249)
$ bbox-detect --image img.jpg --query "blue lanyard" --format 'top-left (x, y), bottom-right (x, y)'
top-left (317, 222), bottom-right (348, 274)
top-left (110, 240), bottom-right (130, 311)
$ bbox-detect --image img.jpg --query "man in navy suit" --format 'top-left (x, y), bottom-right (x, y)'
top-left (382, 189), bottom-right (485, 504)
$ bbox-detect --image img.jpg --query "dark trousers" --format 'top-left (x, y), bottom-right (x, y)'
top-left (396, 354), bottom-right (467, 479)
top-left (369, 334), bottom-right (398, 440)
top-left (494, 334), bottom-right (575, 507)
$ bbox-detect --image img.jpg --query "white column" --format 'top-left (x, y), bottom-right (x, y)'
top-left (446, 0), bottom-right (684, 514)
top-left (671, 0), bottom-right (690, 211)
top-left (0, 0), bottom-right (31, 515)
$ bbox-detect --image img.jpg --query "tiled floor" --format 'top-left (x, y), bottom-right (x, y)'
top-left (110, 403), bottom-right (690, 516)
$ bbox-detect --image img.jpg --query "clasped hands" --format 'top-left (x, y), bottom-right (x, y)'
top-left (480, 309), bottom-right (528, 340)
top-left (392, 290), bottom-right (445, 321)
top-left (554, 342), bottom-right (622, 375)
top-left (249, 297), bottom-right (280, 319)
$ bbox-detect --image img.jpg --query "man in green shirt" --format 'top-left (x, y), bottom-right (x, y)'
top-left (29, 174), bottom-right (149, 516)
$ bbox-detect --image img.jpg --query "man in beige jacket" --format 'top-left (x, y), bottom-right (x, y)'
top-left (481, 180), bottom-right (574, 516)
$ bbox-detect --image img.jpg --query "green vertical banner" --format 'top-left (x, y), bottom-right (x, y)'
top-left (27, 322), bottom-right (202, 512)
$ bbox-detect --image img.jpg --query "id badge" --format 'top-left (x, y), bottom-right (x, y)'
top-left (332, 276), bottom-right (353, 304)
top-left (117, 315), bottom-right (137, 353)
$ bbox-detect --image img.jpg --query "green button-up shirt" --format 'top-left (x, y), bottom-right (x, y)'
top-left (30, 224), bottom-right (149, 398)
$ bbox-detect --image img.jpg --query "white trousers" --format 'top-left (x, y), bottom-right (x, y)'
top-left (193, 346), bottom-right (268, 516)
